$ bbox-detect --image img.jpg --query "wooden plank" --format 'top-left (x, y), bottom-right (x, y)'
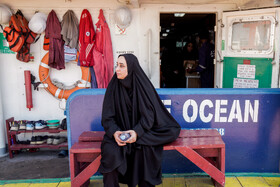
top-left (2, 183), bottom-right (30, 187)
top-left (179, 129), bottom-right (220, 138)
top-left (9, 129), bottom-right (67, 135)
top-left (89, 179), bottom-right (103, 187)
top-left (70, 152), bottom-right (78, 184)
top-left (10, 142), bottom-right (68, 150)
top-left (57, 182), bottom-right (71, 187)
top-left (155, 183), bottom-right (163, 187)
top-left (194, 148), bottom-right (219, 157)
top-left (162, 177), bottom-right (174, 187)
top-left (29, 183), bottom-right (58, 187)
top-left (5, 117), bottom-right (14, 158)
top-left (263, 177), bottom-right (280, 186)
top-left (174, 177), bottom-right (185, 187)
top-left (72, 155), bottom-right (101, 187)
top-left (164, 137), bottom-right (225, 150)
top-left (78, 129), bottom-right (221, 143)
top-left (237, 177), bottom-right (270, 187)
top-left (220, 147), bottom-right (225, 173)
top-left (185, 177), bottom-right (214, 187)
top-left (119, 183), bottom-right (128, 187)
top-left (79, 131), bottom-right (105, 142)
top-left (77, 153), bottom-right (100, 162)
top-left (70, 142), bottom-right (102, 153)
top-left (176, 147), bottom-right (225, 186)
top-left (225, 177), bottom-right (242, 187)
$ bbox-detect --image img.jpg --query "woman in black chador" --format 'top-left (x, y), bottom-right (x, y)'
top-left (98, 54), bottom-right (181, 187)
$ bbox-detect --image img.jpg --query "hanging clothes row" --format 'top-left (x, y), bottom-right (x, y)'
top-left (43, 9), bottom-right (113, 88)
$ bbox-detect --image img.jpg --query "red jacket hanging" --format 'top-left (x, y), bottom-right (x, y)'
top-left (78, 9), bottom-right (95, 67)
top-left (93, 9), bottom-right (114, 88)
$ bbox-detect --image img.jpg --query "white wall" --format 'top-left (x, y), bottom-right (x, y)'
top-left (0, 0), bottom-right (237, 144)
top-left (0, 0), bottom-right (144, 142)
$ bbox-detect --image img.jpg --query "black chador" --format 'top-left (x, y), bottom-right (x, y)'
top-left (98, 54), bottom-right (181, 186)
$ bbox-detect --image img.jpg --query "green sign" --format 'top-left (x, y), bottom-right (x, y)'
top-left (223, 57), bottom-right (272, 88)
top-left (0, 33), bottom-right (15, 54)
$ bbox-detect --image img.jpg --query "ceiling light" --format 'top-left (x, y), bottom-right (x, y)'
top-left (162, 33), bottom-right (168, 37)
top-left (166, 29), bottom-right (170, 33)
top-left (174, 13), bottom-right (185, 17)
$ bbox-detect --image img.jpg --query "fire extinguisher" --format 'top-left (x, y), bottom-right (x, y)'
top-left (24, 70), bottom-right (33, 111)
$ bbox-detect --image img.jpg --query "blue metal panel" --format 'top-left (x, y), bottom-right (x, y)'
top-left (66, 88), bottom-right (280, 173)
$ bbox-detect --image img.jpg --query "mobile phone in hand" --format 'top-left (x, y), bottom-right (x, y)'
top-left (119, 133), bottom-right (131, 141)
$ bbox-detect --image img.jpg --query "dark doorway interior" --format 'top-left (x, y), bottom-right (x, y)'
top-left (160, 13), bottom-right (216, 88)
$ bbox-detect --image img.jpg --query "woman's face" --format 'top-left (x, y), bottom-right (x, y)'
top-left (116, 56), bottom-right (128, 79)
top-left (187, 43), bottom-right (193, 52)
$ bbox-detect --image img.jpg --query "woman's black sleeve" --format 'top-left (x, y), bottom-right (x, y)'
top-left (133, 100), bottom-right (155, 138)
top-left (101, 91), bottom-right (120, 138)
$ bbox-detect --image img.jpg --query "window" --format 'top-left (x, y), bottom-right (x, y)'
top-left (231, 20), bottom-right (271, 51)
top-left (227, 16), bottom-right (275, 56)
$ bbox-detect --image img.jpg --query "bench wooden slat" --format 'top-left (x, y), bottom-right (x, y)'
top-left (164, 136), bottom-right (224, 150)
top-left (79, 131), bottom-right (104, 142)
top-left (78, 129), bottom-right (221, 142)
top-left (74, 137), bottom-right (224, 152)
top-left (70, 142), bottom-right (101, 153)
top-left (179, 129), bottom-right (220, 138)
top-left (77, 153), bottom-right (100, 163)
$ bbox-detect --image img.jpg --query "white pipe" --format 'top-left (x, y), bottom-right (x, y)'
top-left (0, 87), bottom-right (7, 157)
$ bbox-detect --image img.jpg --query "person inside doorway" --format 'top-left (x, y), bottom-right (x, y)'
top-left (183, 41), bottom-right (198, 67)
top-left (160, 40), bottom-right (185, 88)
top-left (187, 29), bottom-right (215, 88)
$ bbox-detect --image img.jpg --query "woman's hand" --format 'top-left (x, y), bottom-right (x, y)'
top-left (123, 130), bottom-right (137, 144)
top-left (113, 131), bottom-right (126, 146)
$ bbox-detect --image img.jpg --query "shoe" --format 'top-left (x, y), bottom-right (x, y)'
top-left (60, 118), bottom-right (67, 130)
top-left (26, 121), bottom-right (35, 130)
top-left (17, 140), bottom-right (30, 144)
top-left (24, 140), bottom-right (31, 144)
top-left (10, 121), bottom-right (19, 131)
top-left (58, 150), bottom-right (68, 158)
top-left (47, 120), bottom-right (60, 129)
top-left (36, 136), bottom-right (44, 144)
top-left (53, 137), bottom-right (66, 145)
top-left (35, 121), bottom-right (47, 130)
top-left (47, 136), bottom-right (54, 144)
top-left (30, 136), bottom-right (37, 145)
top-left (42, 135), bottom-right (48, 143)
top-left (18, 120), bottom-right (26, 130)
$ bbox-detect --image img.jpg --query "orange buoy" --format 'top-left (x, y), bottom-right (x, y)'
top-left (39, 52), bottom-right (91, 100)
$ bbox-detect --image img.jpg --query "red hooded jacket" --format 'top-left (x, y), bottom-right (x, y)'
top-left (93, 9), bottom-right (114, 88)
top-left (79, 9), bottom-right (95, 67)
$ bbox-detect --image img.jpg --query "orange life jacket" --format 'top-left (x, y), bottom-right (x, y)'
top-left (3, 10), bottom-right (38, 62)
top-left (43, 35), bottom-right (49, 51)
top-left (3, 27), bottom-right (24, 52)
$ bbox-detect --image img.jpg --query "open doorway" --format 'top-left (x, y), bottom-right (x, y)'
top-left (160, 13), bottom-right (216, 88)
